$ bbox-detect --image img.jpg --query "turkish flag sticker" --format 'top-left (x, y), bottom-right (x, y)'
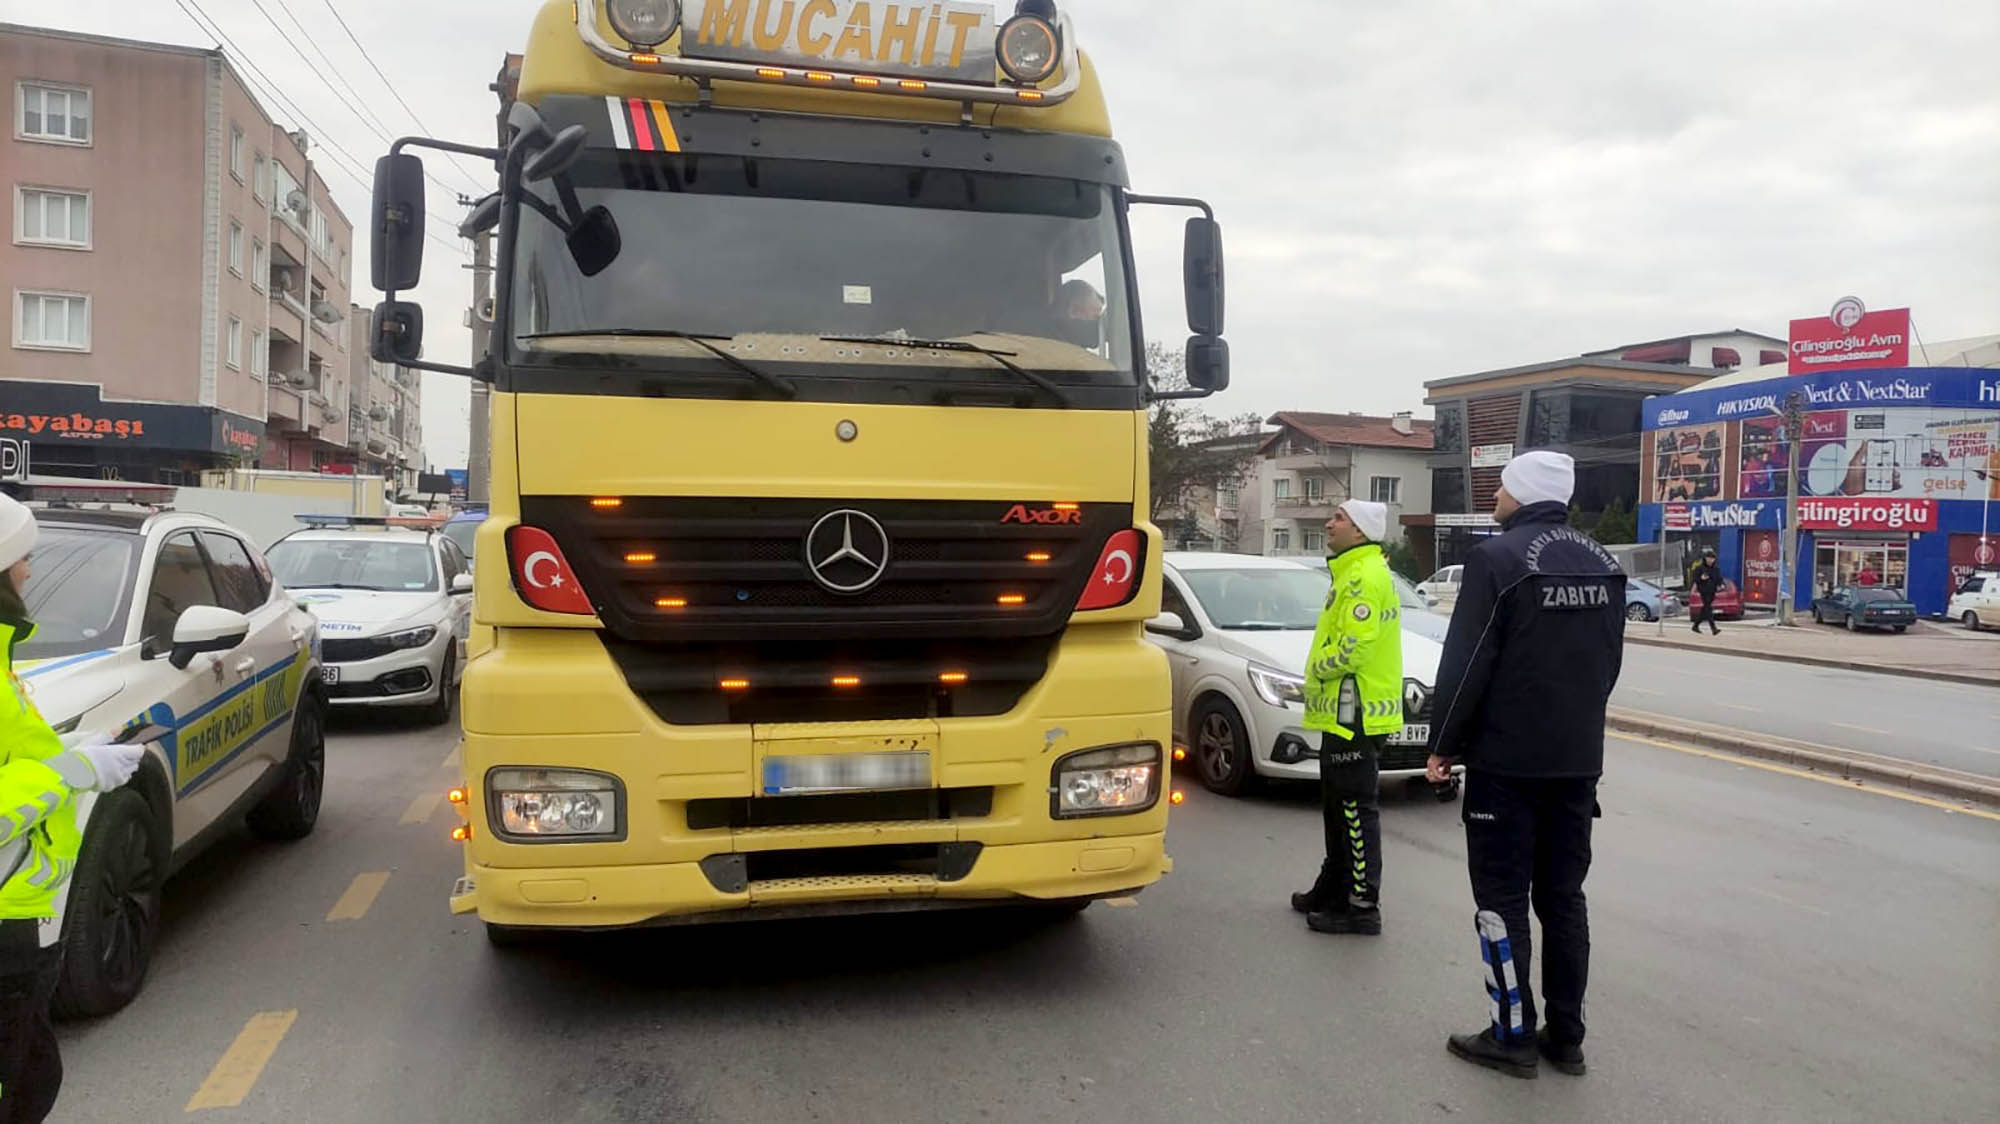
top-left (506, 525), bottom-right (594, 615)
top-left (1077, 529), bottom-right (1143, 612)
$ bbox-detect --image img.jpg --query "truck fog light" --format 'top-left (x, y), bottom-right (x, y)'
top-left (489, 768), bottom-right (624, 841)
top-left (1051, 743), bottom-right (1161, 818)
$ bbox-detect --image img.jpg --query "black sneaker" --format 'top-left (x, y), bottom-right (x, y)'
top-left (1447, 1028), bottom-right (1539, 1079)
top-left (1538, 1028), bottom-right (1586, 1076)
top-left (1290, 891), bottom-right (1322, 914)
top-left (1306, 904), bottom-right (1381, 935)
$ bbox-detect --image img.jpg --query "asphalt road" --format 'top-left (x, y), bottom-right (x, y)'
top-left (52, 713), bottom-right (2000, 1122)
top-left (1611, 641), bottom-right (2000, 778)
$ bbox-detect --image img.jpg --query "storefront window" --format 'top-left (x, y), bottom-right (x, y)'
top-left (1814, 540), bottom-right (1909, 598)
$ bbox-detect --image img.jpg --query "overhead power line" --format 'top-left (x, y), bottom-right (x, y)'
top-left (318, 0), bottom-right (490, 194)
top-left (269, 0), bottom-right (399, 141)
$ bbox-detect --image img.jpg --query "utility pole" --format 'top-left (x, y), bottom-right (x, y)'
top-left (466, 223), bottom-right (493, 506)
top-left (1779, 390), bottom-right (1806, 625)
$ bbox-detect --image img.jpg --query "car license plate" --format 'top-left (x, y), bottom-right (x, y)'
top-left (320, 666), bottom-right (340, 685)
top-left (762, 751), bottom-right (930, 796)
top-left (1388, 723), bottom-right (1431, 747)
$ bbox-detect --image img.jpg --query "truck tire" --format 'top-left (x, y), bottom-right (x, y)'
top-left (52, 789), bottom-right (165, 1019)
top-left (247, 693), bottom-right (326, 842)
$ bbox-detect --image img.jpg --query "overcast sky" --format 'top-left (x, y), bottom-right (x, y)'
top-left (34, 0), bottom-right (2000, 467)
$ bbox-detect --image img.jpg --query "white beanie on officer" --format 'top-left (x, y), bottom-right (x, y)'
top-left (0, 493), bottom-right (36, 572)
top-left (1338, 499), bottom-right (1389, 543)
top-left (1501, 451), bottom-right (1576, 507)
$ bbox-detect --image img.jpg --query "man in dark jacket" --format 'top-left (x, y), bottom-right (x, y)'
top-left (1689, 548), bottom-right (1723, 635)
top-left (1425, 451), bottom-right (1625, 1080)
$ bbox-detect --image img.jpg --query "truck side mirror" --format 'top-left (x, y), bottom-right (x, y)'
top-left (1183, 217), bottom-right (1225, 336)
top-left (1186, 335), bottom-right (1230, 393)
top-left (372, 154), bottom-right (426, 291)
top-left (568, 205), bottom-right (623, 277)
top-left (372, 301), bottom-right (425, 364)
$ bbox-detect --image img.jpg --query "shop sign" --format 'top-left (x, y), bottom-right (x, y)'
top-left (1789, 299), bottom-right (1911, 374)
top-left (1470, 443), bottom-right (1514, 469)
top-left (1675, 500), bottom-right (1782, 530)
top-left (1949, 534), bottom-right (1997, 592)
top-left (0, 379), bottom-right (261, 455)
top-left (1663, 503), bottom-right (1692, 531)
top-left (0, 439), bottom-right (27, 484)
top-left (1436, 513), bottom-right (1499, 527)
top-left (1796, 497), bottom-right (1936, 531)
top-left (1743, 531), bottom-right (1781, 605)
top-left (1647, 370), bottom-right (1999, 431)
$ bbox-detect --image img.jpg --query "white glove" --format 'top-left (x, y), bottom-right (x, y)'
top-left (65, 744), bottom-right (146, 791)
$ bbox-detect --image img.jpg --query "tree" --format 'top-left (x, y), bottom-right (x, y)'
top-left (1590, 496), bottom-right (1638, 545)
top-left (1146, 341), bottom-right (1262, 528)
top-left (1382, 537), bottom-right (1422, 581)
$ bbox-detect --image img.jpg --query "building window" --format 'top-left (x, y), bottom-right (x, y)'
top-left (251, 239), bottom-right (267, 290)
top-left (1274, 478), bottom-right (1291, 500)
top-left (252, 153), bottom-right (267, 203)
top-left (225, 317), bottom-right (243, 369)
top-left (1434, 404), bottom-right (1465, 454)
top-left (15, 187), bottom-right (90, 248)
top-left (250, 330), bottom-right (266, 378)
top-left (1301, 476), bottom-right (1325, 501)
top-left (1303, 530), bottom-right (1325, 554)
top-left (228, 220), bottom-right (244, 275)
top-left (230, 124), bottom-right (245, 180)
top-left (15, 291), bottom-right (90, 350)
top-left (16, 83), bottom-right (91, 145)
top-left (1433, 468), bottom-right (1468, 515)
top-left (1272, 527), bottom-right (1292, 552)
top-left (1370, 476), bottom-right (1402, 504)
top-left (274, 163), bottom-right (303, 229)
top-left (1218, 485), bottom-right (1239, 508)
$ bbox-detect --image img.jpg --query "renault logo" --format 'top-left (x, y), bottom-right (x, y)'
top-left (804, 509), bottom-right (890, 594)
top-left (1403, 680), bottom-right (1430, 718)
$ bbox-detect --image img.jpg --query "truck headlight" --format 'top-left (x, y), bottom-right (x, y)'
top-left (1247, 662), bottom-right (1306, 708)
top-left (607, 0), bottom-right (681, 48)
top-left (380, 625), bottom-right (438, 650)
top-left (1050, 743), bottom-right (1160, 819)
top-left (489, 768), bottom-right (624, 841)
top-left (998, 15), bottom-right (1061, 84)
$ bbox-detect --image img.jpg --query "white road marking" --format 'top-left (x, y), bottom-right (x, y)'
top-left (1831, 722), bottom-right (1891, 736)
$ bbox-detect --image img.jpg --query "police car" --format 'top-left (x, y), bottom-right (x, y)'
top-left (1150, 553), bottom-right (1458, 800)
top-left (264, 517), bottom-right (472, 724)
top-left (16, 484), bottom-right (324, 1017)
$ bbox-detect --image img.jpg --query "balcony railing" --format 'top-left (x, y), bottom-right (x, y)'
top-left (1273, 497), bottom-right (1338, 520)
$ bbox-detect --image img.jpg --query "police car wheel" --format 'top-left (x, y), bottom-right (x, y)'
top-left (1191, 697), bottom-right (1253, 796)
top-left (51, 789), bottom-right (165, 1020)
top-left (422, 650), bottom-right (458, 727)
top-left (248, 693), bottom-right (326, 842)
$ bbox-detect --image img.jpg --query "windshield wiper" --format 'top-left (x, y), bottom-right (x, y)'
top-left (822, 336), bottom-right (1072, 407)
top-left (522, 329), bottom-right (797, 399)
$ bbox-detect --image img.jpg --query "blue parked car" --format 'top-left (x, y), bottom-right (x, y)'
top-left (1812, 586), bottom-right (1917, 633)
top-left (442, 508), bottom-right (486, 564)
top-left (1624, 577), bottom-right (1684, 622)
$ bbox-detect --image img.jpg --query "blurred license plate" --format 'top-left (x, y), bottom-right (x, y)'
top-left (1388, 723), bottom-right (1431, 746)
top-left (762, 752), bottom-right (930, 795)
top-left (320, 666), bottom-right (340, 685)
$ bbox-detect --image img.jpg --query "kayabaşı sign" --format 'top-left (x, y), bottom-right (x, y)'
top-left (1789, 297), bottom-right (1911, 375)
top-left (0, 380), bottom-right (263, 455)
top-left (684, 0), bottom-right (998, 83)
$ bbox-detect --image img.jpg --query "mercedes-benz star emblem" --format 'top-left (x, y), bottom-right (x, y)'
top-left (804, 509), bottom-right (890, 594)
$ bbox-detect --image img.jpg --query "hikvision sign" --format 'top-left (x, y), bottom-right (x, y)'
top-left (1788, 298), bottom-right (1911, 375)
top-left (1796, 497), bottom-right (1936, 531)
top-left (1706, 376), bottom-right (1935, 420)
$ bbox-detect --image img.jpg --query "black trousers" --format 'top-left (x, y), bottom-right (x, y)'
top-left (1308, 733), bottom-right (1383, 907)
top-left (1463, 770), bottom-right (1599, 1047)
top-left (1691, 591), bottom-right (1719, 631)
top-left (0, 920), bottom-right (62, 1124)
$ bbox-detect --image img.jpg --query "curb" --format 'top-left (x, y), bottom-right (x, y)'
top-left (1621, 633), bottom-right (2000, 689)
top-left (1606, 707), bottom-right (2000, 810)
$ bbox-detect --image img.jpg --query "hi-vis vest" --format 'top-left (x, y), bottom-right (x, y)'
top-left (1303, 544), bottom-right (1405, 741)
top-left (0, 620), bottom-right (86, 921)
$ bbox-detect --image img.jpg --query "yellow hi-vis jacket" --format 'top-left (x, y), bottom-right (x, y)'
top-left (0, 620), bottom-right (92, 921)
top-left (1303, 543), bottom-right (1405, 741)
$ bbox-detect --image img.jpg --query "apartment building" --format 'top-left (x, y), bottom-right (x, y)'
top-left (3, 23), bottom-right (359, 482)
top-left (1249, 412), bottom-right (1435, 558)
top-left (347, 307), bottom-right (424, 495)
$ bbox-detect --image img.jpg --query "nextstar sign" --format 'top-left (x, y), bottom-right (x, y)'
top-left (1789, 307), bottom-right (1911, 374)
top-left (1644, 368), bottom-right (1994, 430)
top-left (1653, 501), bottom-right (1784, 531)
top-left (1796, 497), bottom-right (1936, 531)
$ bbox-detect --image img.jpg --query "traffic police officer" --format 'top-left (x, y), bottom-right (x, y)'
top-left (1291, 499), bottom-right (1402, 936)
top-left (0, 494), bottom-right (145, 1123)
top-left (1425, 452), bottom-right (1625, 1079)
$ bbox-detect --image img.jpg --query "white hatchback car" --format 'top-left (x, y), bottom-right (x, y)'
top-left (265, 518), bottom-right (473, 724)
top-left (19, 499), bottom-right (324, 1017)
top-left (1151, 553), bottom-right (1454, 799)
top-left (1948, 571), bottom-right (1999, 631)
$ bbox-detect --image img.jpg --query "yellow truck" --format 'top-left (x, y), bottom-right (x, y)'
top-left (365, 0), bottom-right (1231, 940)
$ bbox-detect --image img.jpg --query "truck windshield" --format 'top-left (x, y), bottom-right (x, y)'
top-left (510, 152), bottom-right (1135, 391)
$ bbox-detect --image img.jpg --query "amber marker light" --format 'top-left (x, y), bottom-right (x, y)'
top-left (1052, 502), bottom-right (1080, 511)
top-left (852, 76), bottom-right (881, 88)
top-left (1026, 551), bottom-right (1052, 563)
top-left (590, 497), bottom-right (623, 509)
top-left (451, 824), bottom-right (473, 842)
top-left (630, 53), bottom-right (661, 64)
top-left (1169, 790), bottom-right (1186, 806)
top-left (939, 671), bottom-right (969, 685)
top-left (997, 593), bottom-right (1027, 606)
top-left (625, 551), bottom-right (657, 564)
top-left (1172, 746), bottom-right (1187, 762)
top-left (899, 79), bottom-right (928, 91)
top-left (447, 787), bottom-right (468, 805)
top-left (805, 71), bottom-right (835, 83)
top-left (656, 597), bottom-right (688, 609)
top-left (756, 67), bottom-right (786, 80)
top-left (1016, 90), bottom-right (1045, 101)
top-left (719, 678), bottom-right (750, 691)
top-left (831, 675), bottom-right (862, 688)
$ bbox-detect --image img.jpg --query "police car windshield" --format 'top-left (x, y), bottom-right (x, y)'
top-left (1183, 569), bottom-right (1328, 631)
top-left (267, 539), bottom-right (438, 593)
top-left (18, 529), bottom-right (141, 660)
top-left (511, 153), bottom-right (1133, 386)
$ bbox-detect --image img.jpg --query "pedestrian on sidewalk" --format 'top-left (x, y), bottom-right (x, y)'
top-left (1690, 548), bottom-right (1723, 636)
top-left (0, 494), bottom-right (146, 1124)
top-left (1290, 499), bottom-right (1403, 936)
top-left (1424, 451), bottom-right (1626, 1080)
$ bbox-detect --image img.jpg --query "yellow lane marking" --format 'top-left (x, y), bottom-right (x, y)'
top-left (1616, 734), bottom-right (2000, 823)
top-left (1831, 721), bottom-right (1891, 736)
top-left (326, 872), bottom-right (391, 922)
top-left (441, 743), bottom-right (461, 771)
top-left (185, 1010), bottom-right (298, 1111)
top-left (1103, 897), bottom-right (1138, 908)
top-left (400, 791), bottom-right (443, 825)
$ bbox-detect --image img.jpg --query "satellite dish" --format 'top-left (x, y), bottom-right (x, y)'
top-left (311, 300), bottom-right (343, 324)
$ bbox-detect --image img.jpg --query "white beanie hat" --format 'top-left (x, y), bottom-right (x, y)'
top-left (1338, 499), bottom-right (1389, 543)
top-left (0, 493), bottom-right (37, 572)
top-left (1501, 451), bottom-right (1576, 507)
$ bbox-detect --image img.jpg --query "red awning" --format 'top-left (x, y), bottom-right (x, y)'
top-left (1622, 339), bottom-right (1692, 364)
top-left (1759, 349), bottom-right (1786, 366)
top-left (1711, 347), bottom-right (1741, 368)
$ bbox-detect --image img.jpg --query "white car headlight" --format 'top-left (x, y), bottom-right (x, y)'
top-left (489, 768), bottom-right (623, 840)
top-left (1050, 743), bottom-right (1161, 819)
top-left (380, 625), bottom-right (438, 650)
top-left (1247, 662), bottom-right (1306, 708)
